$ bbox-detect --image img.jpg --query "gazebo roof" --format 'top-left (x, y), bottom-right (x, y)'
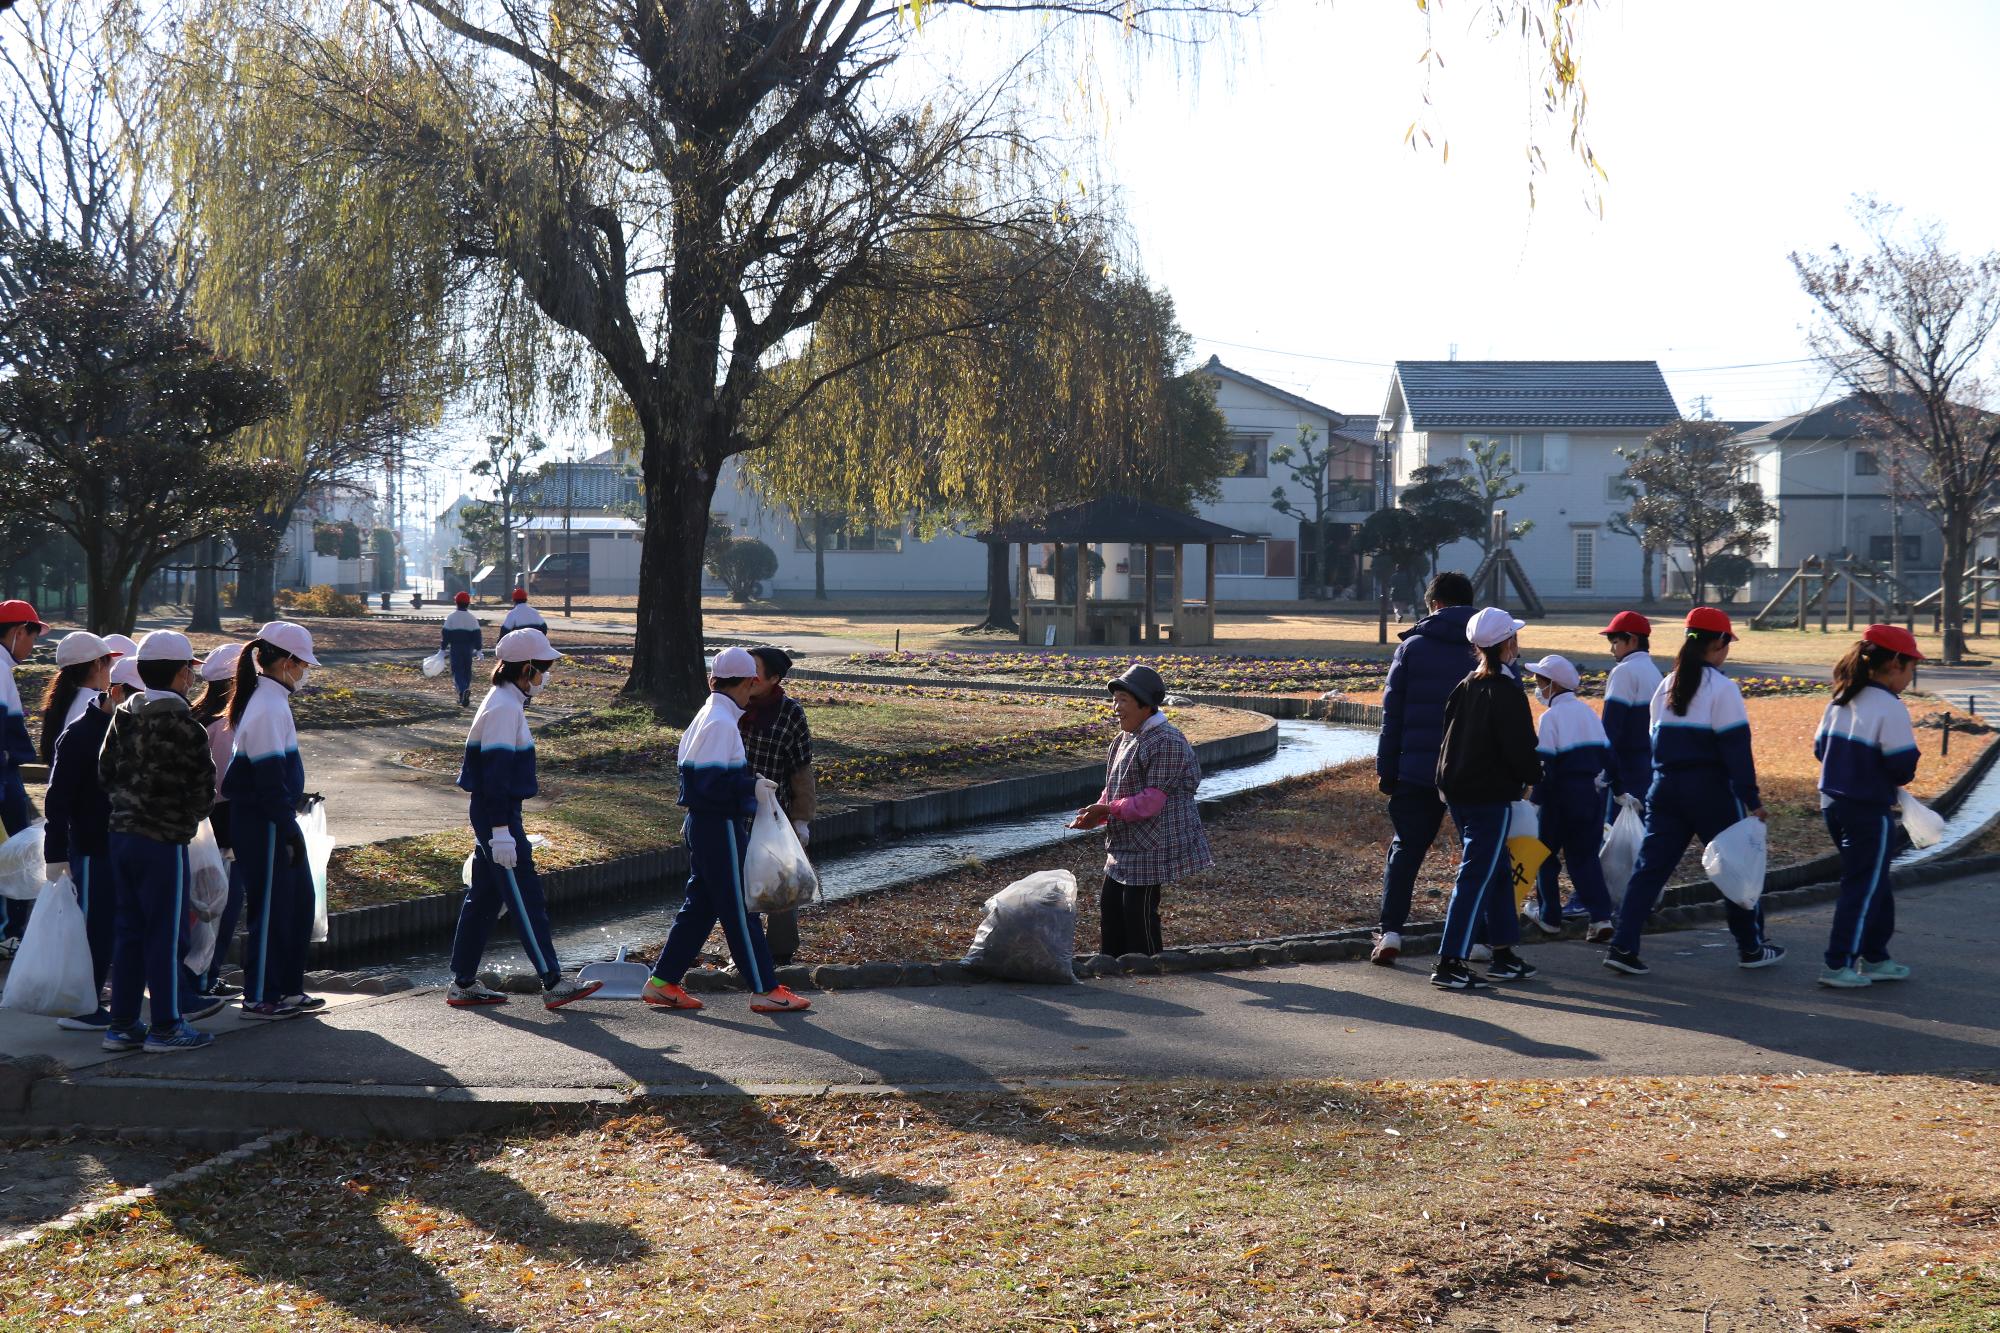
top-left (979, 497), bottom-right (1259, 546)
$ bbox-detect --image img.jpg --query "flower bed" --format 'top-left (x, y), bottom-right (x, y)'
top-left (842, 650), bottom-right (1826, 699)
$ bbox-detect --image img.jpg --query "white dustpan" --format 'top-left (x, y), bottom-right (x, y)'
top-left (576, 946), bottom-right (652, 1000)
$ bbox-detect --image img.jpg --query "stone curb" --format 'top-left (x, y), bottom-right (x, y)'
top-left (306, 712), bottom-right (1279, 964)
top-left (0, 1128), bottom-right (298, 1254)
top-left (791, 665), bottom-right (1385, 724)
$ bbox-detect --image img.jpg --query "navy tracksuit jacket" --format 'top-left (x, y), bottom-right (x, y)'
top-left (222, 677), bottom-right (310, 1005)
top-left (450, 680), bottom-right (564, 987)
top-left (1814, 683), bottom-right (1920, 970)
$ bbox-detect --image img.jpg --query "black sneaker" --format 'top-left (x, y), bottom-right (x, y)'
top-left (1429, 960), bottom-right (1489, 991)
top-left (1603, 948), bottom-right (1650, 976)
top-left (203, 980), bottom-right (244, 999)
top-left (1485, 950), bottom-right (1539, 982)
top-left (1738, 943), bottom-right (1786, 970)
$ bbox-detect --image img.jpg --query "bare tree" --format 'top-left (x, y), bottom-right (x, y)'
top-left (1793, 198), bottom-right (2000, 663)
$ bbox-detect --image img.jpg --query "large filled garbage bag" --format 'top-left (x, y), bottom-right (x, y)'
top-left (964, 869), bottom-right (1079, 984)
top-left (421, 649), bottom-right (449, 679)
top-left (0, 821), bottom-right (46, 900)
top-left (182, 822), bottom-right (233, 975)
top-left (743, 782), bottom-right (817, 913)
top-left (0, 874), bottom-right (97, 1017)
top-left (1702, 816), bottom-right (1767, 910)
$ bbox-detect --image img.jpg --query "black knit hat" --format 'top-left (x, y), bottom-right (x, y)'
top-left (1108, 663), bottom-right (1167, 708)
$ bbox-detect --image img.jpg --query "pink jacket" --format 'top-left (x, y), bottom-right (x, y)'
top-left (205, 716), bottom-right (233, 800)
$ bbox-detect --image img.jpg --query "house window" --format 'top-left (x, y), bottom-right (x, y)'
top-left (1605, 473), bottom-right (1635, 503)
top-left (1573, 528), bottom-right (1597, 592)
top-left (1466, 432), bottom-right (1568, 474)
top-left (1854, 450), bottom-right (1880, 476)
top-left (1213, 542), bottom-right (1267, 577)
top-left (1265, 540), bottom-right (1297, 579)
top-left (1231, 434), bottom-right (1270, 478)
top-left (1869, 534), bottom-right (1923, 564)
top-left (797, 521), bottom-right (903, 553)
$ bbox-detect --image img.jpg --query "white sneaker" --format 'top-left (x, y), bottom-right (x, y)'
top-left (446, 981), bottom-right (508, 1008)
top-left (1468, 943), bottom-right (1494, 962)
top-left (1587, 920), bottom-right (1615, 944)
top-left (1521, 902), bottom-right (1564, 936)
top-left (1369, 931), bottom-right (1401, 966)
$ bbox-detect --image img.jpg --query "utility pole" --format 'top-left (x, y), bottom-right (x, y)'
top-left (1377, 414), bottom-right (1395, 644)
top-left (563, 446), bottom-right (576, 618)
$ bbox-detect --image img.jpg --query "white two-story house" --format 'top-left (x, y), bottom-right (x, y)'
top-left (1379, 361), bottom-right (1683, 602)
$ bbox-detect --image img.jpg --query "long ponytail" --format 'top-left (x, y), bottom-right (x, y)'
top-left (37, 663), bottom-right (93, 762)
top-left (226, 639), bottom-right (295, 728)
top-left (1830, 641), bottom-right (1911, 708)
top-left (1667, 630), bottom-right (1725, 717)
top-left (191, 676), bottom-right (235, 726)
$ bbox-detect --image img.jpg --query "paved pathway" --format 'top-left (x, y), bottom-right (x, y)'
top-left (9, 871), bottom-right (1992, 1133)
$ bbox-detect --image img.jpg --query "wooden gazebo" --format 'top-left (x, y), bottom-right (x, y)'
top-left (980, 498), bottom-right (1260, 647)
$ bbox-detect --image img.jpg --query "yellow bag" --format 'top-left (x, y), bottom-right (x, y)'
top-left (1508, 836), bottom-right (1551, 907)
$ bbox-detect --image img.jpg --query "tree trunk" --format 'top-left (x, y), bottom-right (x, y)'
top-left (624, 426), bottom-right (718, 722)
top-left (813, 512), bottom-right (828, 601)
top-left (1941, 516), bottom-right (1970, 665)
top-left (83, 542), bottom-right (119, 634)
top-left (189, 538), bottom-right (222, 633)
top-left (1640, 545), bottom-right (1656, 607)
top-left (977, 541), bottom-right (1017, 632)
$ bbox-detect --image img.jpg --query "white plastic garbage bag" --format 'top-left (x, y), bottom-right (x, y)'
top-left (1508, 800), bottom-right (1539, 844)
top-left (182, 822), bottom-right (233, 974)
top-left (1599, 800), bottom-right (1645, 894)
top-left (1899, 789), bottom-right (1947, 850)
top-left (1702, 816), bottom-right (1768, 910)
top-left (302, 800), bottom-right (334, 942)
top-left (0, 820), bottom-right (46, 899)
top-left (742, 782), bottom-right (817, 913)
top-left (421, 649), bottom-right (449, 679)
top-left (963, 869), bottom-right (1079, 985)
top-left (0, 874), bottom-right (97, 1017)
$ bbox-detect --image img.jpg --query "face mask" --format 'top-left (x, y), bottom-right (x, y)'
top-left (1534, 685), bottom-right (1552, 704)
top-left (519, 672), bottom-right (539, 697)
top-left (293, 668), bottom-right (311, 691)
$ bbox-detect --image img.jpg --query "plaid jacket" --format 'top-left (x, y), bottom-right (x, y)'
top-left (741, 692), bottom-right (813, 817)
top-left (1101, 716), bottom-right (1213, 886)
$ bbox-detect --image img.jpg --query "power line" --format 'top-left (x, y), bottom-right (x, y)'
top-left (1197, 333), bottom-right (1824, 378)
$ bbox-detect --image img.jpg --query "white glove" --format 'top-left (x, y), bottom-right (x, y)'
top-left (488, 830), bottom-right (518, 870)
top-left (791, 819), bottom-right (810, 848)
top-left (45, 861), bottom-right (67, 884)
top-left (1615, 793), bottom-right (1643, 811)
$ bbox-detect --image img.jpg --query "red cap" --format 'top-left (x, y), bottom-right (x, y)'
top-left (1862, 623), bottom-right (1925, 661)
top-left (511, 587), bottom-right (528, 602)
top-left (454, 591), bottom-right (471, 606)
top-left (1684, 606), bottom-right (1736, 641)
top-left (1600, 611), bottom-right (1652, 638)
top-left (0, 600), bottom-right (46, 630)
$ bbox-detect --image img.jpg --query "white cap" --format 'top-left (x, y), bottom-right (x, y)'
top-left (137, 630), bottom-right (196, 662)
top-left (1466, 607), bottom-right (1527, 649)
top-left (709, 646), bottom-right (757, 679)
top-left (109, 657), bottom-right (144, 689)
top-left (103, 634), bottom-right (139, 658)
top-left (53, 631), bottom-right (118, 668)
top-left (254, 620), bottom-right (320, 666)
top-left (200, 643), bottom-right (244, 681)
top-left (496, 627), bottom-right (563, 663)
top-left (1524, 653), bottom-right (1581, 692)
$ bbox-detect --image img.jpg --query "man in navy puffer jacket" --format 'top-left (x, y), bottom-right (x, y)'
top-left (1372, 572), bottom-right (1477, 964)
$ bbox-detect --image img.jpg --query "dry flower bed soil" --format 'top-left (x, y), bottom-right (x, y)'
top-left (2, 1076), bottom-right (1993, 1330)
top-left (801, 695), bottom-right (1989, 966)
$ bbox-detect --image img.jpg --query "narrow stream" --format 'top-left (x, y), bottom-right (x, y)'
top-left (363, 719), bottom-right (1376, 983)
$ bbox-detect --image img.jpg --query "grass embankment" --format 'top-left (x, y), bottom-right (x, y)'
top-left (330, 661), bottom-right (1263, 911)
top-left (805, 694), bottom-right (1990, 964)
top-left (3, 1076), bottom-right (1994, 1330)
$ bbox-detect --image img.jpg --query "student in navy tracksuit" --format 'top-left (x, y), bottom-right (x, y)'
top-left (1578, 611), bottom-right (1662, 921)
top-left (39, 632), bottom-right (122, 1031)
top-left (444, 628), bottom-right (601, 1010)
top-left (1604, 607), bottom-right (1782, 976)
top-left (1813, 624), bottom-right (1924, 989)
top-left (1372, 572), bottom-right (1478, 966)
top-left (441, 591), bottom-right (483, 709)
top-left (500, 586), bottom-right (547, 632)
top-left (1430, 608), bottom-right (1544, 991)
top-left (0, 600), bottom-right (47, 953)
top-left (222, 622), bottom-right (321, 1021)
top-left (1522, 653), bottom-right (1618, 942)
top-left (642, 646), bottom-right (812, 1014)
top-left (191, 645), bottom-right (244, 999)
top-left (96, 632), bottom-right (217, 1053)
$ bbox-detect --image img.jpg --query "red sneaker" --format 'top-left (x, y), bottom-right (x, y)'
top-left (750, 985), bottom-right (812, 1014)
top-left (641, 979), bottom-right (704, 1011)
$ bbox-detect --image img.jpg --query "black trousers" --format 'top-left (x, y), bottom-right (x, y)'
top-left (1100, 876), bottom-right (1162, 957)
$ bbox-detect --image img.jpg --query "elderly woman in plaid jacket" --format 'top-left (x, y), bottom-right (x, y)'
top-left (1068, 664), bottom-right (1213, 957)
